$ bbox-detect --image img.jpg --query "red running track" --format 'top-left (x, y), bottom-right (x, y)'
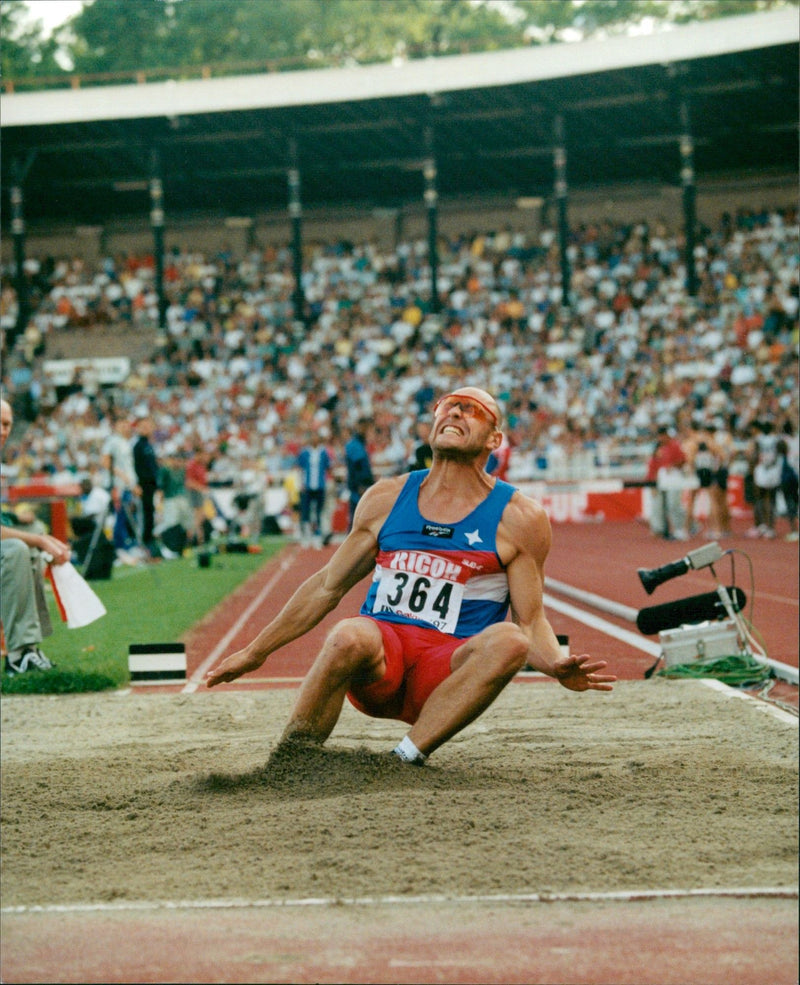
top-left (3, 894), bottom-right (797, 984)
top-left (179, 517), bottom-right (797, 707)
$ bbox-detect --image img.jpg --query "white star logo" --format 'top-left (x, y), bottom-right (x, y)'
top-left (465, 529), bottom-right (483, 546)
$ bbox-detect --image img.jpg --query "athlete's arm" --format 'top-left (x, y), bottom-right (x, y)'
top-left (205, 477), bottom-right (404, 687)
top-left (499, 494), bottom-right (615, 692)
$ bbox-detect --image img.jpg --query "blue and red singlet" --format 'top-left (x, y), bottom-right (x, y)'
top-left (360, 469), bottom-right (516, 638)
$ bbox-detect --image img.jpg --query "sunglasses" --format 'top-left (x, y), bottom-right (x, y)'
top-left (433, 394), bottom-right (499, 427)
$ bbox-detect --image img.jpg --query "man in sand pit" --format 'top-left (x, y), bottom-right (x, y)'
top-left (206, 387), bottom-right (616, 763)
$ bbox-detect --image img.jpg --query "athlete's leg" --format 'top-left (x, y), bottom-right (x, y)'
top-left (406, 621), bottom-right (528, 756)
top-left (281, 617), bottom-right (386, 745)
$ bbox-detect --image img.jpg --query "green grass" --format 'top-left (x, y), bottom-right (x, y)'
top-left (1, 539), bottom-right (287, 695)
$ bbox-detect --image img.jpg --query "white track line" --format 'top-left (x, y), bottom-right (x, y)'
top-left (700, 678), bottom-right (798, 726)
top-left (546, 577), bottom-right (639, 622)
top-left (542, 592), bottom-right (661, 656)
top-left (182, 546), bottom-right (300, 694)
top-left (751, 590), bottom-right (799, 607)
top-left (3, 886), bottom-right (796, 916)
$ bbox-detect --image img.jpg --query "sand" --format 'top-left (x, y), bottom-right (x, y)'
top-left (1, 679), bottom-right (797, 908)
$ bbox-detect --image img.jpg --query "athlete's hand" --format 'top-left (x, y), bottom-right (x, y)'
top-left (205, 648), bottom-right (265, 688)
top-left (553, 653), bottom-right (616, 692)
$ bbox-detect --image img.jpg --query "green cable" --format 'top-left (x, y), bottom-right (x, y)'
top-left (656, 653), bottom-right (772, 687)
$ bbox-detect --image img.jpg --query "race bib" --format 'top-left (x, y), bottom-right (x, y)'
top-left (371, 553), bottom-right (465, 634)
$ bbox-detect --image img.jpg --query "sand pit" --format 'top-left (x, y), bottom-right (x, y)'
top-left (1, 679), bottom-right (796, 909)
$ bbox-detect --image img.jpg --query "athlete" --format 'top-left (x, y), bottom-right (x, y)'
top-left (206, 386), bottom-right (615, 763)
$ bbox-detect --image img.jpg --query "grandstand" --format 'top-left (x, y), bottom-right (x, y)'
top-left (0, 7), bottom-right (797, 512)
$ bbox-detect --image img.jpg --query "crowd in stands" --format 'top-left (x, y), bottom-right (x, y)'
top-left (1, 204), bottom-right (798, 549)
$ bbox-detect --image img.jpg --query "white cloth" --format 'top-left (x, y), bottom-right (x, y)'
top-left (47, 562), bottom-right (107, 629)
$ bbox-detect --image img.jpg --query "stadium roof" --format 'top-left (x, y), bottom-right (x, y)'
top-left (1, 7), bottom-right (797, 226)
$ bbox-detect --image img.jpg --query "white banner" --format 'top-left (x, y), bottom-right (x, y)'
top-left (43, 357), bottom-right (131, 386)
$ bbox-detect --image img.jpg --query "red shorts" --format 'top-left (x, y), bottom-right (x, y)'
top-left (346, 618), bottom-right (465, 725)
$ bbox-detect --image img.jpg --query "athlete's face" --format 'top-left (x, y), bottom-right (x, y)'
top-left (430, 389), bottom-right (501, 460)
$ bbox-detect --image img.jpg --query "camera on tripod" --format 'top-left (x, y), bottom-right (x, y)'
top-left (636, 542), bottom-right (749, 678)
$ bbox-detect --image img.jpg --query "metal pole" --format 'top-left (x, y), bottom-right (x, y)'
top-left (149, 148), bottom-right (167, 333)
top-left (10, 160), bottom-right (29, 350)
top-left (423, 124), bottom-right (440, 314)
top-left (553, 115), bottom-right (571, 309)
top-left (288, 138), bottom-right (305, 325)
top-left (679, 99), bottom-right (698, 298)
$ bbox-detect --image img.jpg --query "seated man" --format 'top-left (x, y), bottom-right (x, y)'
top-left (1, 398), bottom-right (71, 675)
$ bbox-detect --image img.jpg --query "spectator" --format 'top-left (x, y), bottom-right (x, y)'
top-left (747, 420), bottom-right (782, 539)
top-left (156, 453), bottom-right (193, 557)
top-left (345, 420), bottom-right (374, 530)
top-left (707, 421), bottom-right (734, 540)
top-left (646, 426), bottom-right (688, 540)
top-left (776, 436), bottom-right (799, 541)
top-left (486, 432), bottom-right (512, 480)
top-left (683, 422), bottom-right (717, 536)
top-left (79, 474), bottom-right (112, 521)
top-left (297, 428), bottom-right (331, 549)
top-left (184, 446), bottom-right (211, 549)
top-left (132, 414), bottom-right (162, 558)
top-left (407, 420), bottom-right (433, 472)
top-left (1, 398), bottom-right (70, 675)
top-left (101, 415), bottom-right (141, 561)
top-left (0, 206), bottom-right (796, 514)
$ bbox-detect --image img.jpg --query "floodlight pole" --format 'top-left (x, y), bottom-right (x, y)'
top-left (423, 122), bottom-right (440, 314)
top-left (149, 148), bottom-right (167, 333)
top-left (288, 138), bottom-right (306, 325)
top-left (679, 99), bottom-right (698, 298)
top-left (553, 115), bottom-right (571, 309)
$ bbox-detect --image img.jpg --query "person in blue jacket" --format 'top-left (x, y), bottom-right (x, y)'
top-left (344, 419), bottom-right (374, 530)
top-left (297, 428), bottom-right (331, 548)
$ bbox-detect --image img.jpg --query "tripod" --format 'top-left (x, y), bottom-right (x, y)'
top-left (712, 579), bottom-right (766, 663)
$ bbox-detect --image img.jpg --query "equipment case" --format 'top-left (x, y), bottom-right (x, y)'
top-left (658, 619), bottom-right (742, 667)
